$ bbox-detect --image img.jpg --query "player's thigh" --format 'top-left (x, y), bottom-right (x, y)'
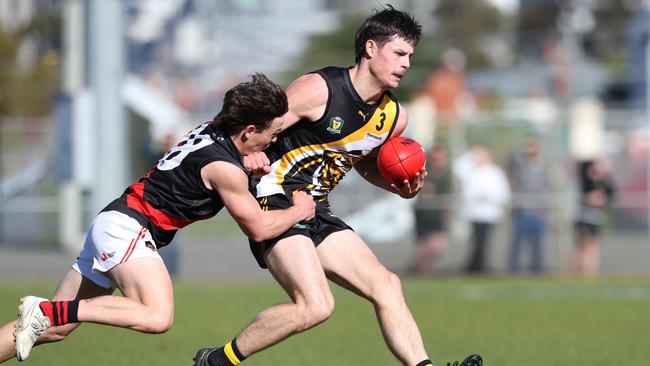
top-left (108, 258), bottom-right (173, 312)
top-left (52, 268), bottom-right (114, 301)
top-left (265, 235), bottom-right (331, 304)
top-left (317, 230), bottom-right (394, 299)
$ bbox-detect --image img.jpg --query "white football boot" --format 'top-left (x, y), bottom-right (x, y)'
top-left (14, 296), bottom-right (51, 361)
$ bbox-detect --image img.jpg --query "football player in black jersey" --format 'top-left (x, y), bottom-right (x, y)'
top-left (195, 6), bottom-right (482, 366)
top-left (1, 74), bottom-right (316, 363)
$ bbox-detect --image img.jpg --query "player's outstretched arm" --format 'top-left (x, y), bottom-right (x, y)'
top-left (202, 161), bottom-right (315, 241)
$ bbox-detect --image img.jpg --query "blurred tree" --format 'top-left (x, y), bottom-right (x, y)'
top-left (284, 1), bottom-right (507, 98)
top-left (281, 14), bottom-right (361, 85)
top-left (516, 0), bottom-right (561, 57)
top-left (432, 0), bottom-right (503, 69)
top-left (0, 13), bottom-right (61, 116)
top-left (583, 0), bottom-right (633, 72)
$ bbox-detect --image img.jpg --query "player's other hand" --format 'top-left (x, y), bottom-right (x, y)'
top-left (243, 152), bottom-right (271, 176)
top-left (391, 167), bottom-right (427, 199)
top-left (292, 191), bottom-right (316, 221)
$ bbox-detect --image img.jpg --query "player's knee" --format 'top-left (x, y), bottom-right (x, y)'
top-left (298, 305), bottom-right (332, 332)
top-left (372, 270), bottom-right (404, 301)
top-left (145, 317), bottom-right (173, 334)
top-left (298, 294), bottom-right (334, 331)
top-left (143, 308), bottom-right (174, 334)
top-left (152, 311), bottom-right (175, 334)
top-left (386, 271), bottom-right (404, 295)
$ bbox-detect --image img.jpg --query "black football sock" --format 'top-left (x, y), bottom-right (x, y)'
top-left (207, 339), bottom-right (246, 366)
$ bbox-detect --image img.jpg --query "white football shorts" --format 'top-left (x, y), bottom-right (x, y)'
top-left (72, 210), bottom-right (162, 289)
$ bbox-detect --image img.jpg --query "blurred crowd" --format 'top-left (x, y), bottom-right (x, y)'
top-left (1, 0), bottom-right (649, 278)
top-left (404, 48), bottom-right (629, 277)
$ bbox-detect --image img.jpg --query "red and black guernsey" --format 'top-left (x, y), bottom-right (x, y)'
top-left (102, 122), bottom-right (245, 248)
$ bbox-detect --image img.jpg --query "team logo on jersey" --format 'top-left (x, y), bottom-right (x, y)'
top-left (326, 117), bottom-right (344, 134)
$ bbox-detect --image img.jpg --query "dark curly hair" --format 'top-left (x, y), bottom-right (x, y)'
top-left (354, 4), bottom-right (422, 64)
top-left (212, 73), bottom-right (288, 135)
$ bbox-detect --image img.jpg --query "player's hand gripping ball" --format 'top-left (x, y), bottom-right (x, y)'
top-left (377, 137), bottom-right (426, 185)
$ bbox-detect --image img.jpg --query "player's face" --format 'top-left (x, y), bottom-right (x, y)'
top-left (248, 116), bottom-right (284, 153)
top-left (371, 36), bottom-right (414, 89)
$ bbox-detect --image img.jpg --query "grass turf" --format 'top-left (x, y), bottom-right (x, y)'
top-left (1, 278), bottom-right (649, 365)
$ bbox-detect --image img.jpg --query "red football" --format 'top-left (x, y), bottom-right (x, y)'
top-left (377, 136), bottom-right (426, 184)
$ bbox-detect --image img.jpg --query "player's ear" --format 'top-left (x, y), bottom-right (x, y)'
top-left (365, 39), bottom-right (377, 58)
top-left (242, 125), bottom-right (257, 139)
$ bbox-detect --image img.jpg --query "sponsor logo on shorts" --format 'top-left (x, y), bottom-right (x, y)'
top-left (100, 251), bottom-right (116, 261)
top-left (145, 241), bottom-right (157, 251)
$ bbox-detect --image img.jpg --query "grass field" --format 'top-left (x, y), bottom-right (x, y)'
top-left (1, 277), bottom-right (649, 365)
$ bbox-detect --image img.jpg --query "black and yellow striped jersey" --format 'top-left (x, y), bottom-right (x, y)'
top-left (255, 66), bottom-right (399, 199)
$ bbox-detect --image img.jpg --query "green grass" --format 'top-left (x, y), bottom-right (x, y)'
top-left (1, 278), bottom-right (649, 365)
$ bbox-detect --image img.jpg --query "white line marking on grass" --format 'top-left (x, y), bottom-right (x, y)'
top-left (457, 285), bottom-right (650, 300)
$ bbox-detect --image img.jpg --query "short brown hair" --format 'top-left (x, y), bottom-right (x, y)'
top-left (354, 5), bottom-right (422, 63)
top-left (212, 73), bottom-right (288, 135)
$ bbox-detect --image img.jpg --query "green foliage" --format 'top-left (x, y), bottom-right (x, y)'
top-left (281, 15), bottom-right (361, 84)
top-left (281, 14), bottom-right (443, 101)
top-left (2, 278), bottom-right (649, 365)
top-left (283, 1), bottom-right (505, 100)
top-left (432, 0), bottom-right (503, 69)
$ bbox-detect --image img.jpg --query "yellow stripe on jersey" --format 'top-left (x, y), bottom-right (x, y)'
top-left (291, 157), bottom-right (324, 178)
top-left (262, 94), bottom-right (397, 195)
top-left (259, 197), bottom-right (269, 211)
top-left (274, 145), bottom-right (320, 182)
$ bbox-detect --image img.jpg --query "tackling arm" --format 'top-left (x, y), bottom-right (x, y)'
top-left (202, 161), bottom-right (315, 242)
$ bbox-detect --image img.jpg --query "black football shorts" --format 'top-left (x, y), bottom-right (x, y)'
top-left (249, 194), bottom-right (352, 268)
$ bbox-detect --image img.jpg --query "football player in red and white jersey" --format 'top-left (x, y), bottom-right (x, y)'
top-left (0, 73), bottom-right (315, 363)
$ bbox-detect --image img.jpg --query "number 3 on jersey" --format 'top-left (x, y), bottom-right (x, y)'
top-left (375, 112), bottom-right (386, 131)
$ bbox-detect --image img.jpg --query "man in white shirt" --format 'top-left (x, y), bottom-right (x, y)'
top-left (453, 146), bottom-right (511, 273)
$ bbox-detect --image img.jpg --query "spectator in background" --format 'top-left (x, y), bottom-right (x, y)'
top-left (575, 158), bottom-right (615, 276)
top-left (454, 146), bottom-right (510, 273)
top-left (403, 88), bottom-right (436, 150)
top-left (506, 137), bottom-right (552, 274)
top-left (424, 48), bottom-right (468, 123)
top-left (611, 128), bottom-right (648, 230)
top-left (409, 144), bottom-right (452, 275)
